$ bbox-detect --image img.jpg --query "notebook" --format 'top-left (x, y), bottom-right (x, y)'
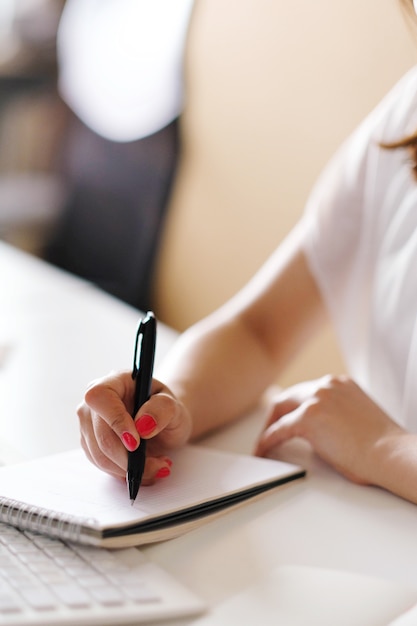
top-left (0, 444), bottom-right (305, 548)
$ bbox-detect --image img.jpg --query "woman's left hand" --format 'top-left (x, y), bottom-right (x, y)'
top-left (255, 375), bottom-right (404, 486)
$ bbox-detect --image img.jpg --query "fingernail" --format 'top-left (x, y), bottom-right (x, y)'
top-left (135, 414), bottom-right (157, 437)
top-left (121, 431), bottom-right (137, 451)
top-left (155, 466), bottom-right (171, 479)
top-left (163, 457), bottom-right (173, 467)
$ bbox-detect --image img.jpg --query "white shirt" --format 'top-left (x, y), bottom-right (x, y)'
top-left (303, 67), bottom-right (417, 431)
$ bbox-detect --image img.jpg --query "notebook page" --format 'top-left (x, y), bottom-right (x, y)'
top-left (0, 446), bottom-right (304, 531)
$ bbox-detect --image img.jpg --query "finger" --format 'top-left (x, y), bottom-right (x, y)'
top-left (84, 372), bottom-right (140, 450)
top-left (91, 411), bottom-right (129, 473)
top-left (140, 455), bottom-right (174, 486)
top-left (81, 433), bottom-right (126, 480)
top-left (134, 382), bottom-right (192, 452)
top-left (263, 397), bottom-right (301, 429)
top-left (263, 379), bottom-right (326, 429)
top-left (255, 408), bottom-right (304, 457)
top-left (78, 402), bottom-right (127, 478)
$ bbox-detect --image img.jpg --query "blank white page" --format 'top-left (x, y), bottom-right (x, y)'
top-left (0, 445), bottom-right (304, 530)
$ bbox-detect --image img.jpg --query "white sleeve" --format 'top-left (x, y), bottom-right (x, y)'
top-left (302, 67), bottom-right (417, 381)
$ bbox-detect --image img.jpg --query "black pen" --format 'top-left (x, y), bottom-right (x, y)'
top-left (127, 311), bottom-right (157, 504)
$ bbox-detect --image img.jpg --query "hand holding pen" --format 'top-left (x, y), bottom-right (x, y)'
top-left (127, 311), bottom-right (157, 504)
top-left (77, 311), bottom-right (192, 492)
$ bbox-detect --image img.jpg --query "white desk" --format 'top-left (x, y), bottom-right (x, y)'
top-left (1, 241), bottom-right (417, 626)
top-left (0, 241), bottom-right (177, 462)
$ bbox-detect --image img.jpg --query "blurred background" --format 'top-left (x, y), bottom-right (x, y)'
top-left (1, 0), bottom-right (416, 387)
top-left (0, 0), bottom-right (65, 253)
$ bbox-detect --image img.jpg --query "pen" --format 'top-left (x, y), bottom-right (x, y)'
top-left (127, 311), bottom-right (157, 504)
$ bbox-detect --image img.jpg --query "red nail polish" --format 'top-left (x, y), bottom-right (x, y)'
top-left (121, 431), bottom-right (137, 451)
top-left (155, 466), bottom-right (171, 479)
top-left (135, 414), bottom-right (157, 437)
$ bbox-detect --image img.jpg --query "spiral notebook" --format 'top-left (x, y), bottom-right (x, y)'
top-left (0, 445), bottom-right (305, 548)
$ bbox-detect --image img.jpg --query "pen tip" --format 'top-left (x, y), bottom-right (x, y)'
top-left (130, 499), bottom-right (135, 506)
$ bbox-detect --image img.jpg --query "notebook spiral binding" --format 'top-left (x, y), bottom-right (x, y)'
top-left (0, 496), bottom-right (100, 545)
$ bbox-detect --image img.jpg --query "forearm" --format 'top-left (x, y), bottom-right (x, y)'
top-left (156, 225), bottom-right (325, 441)
top-left (156, 311), bottom-right (277, 439)
top-left (372, 432), bottom-right (417, 504)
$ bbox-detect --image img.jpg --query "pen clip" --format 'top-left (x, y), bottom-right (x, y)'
top-left (132, 311), bottom-right (155, 380)
top-left (132, 322), bottom-right (144, 380)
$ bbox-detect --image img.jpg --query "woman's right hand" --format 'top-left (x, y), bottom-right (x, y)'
top-left (77, 370), bottom-right (193, 485)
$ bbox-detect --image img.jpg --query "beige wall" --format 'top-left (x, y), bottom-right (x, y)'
top-left (153, 0), bottom-right (417, 386)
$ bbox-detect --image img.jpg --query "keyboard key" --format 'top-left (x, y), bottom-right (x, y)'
top-left (89, 585), bottom-right (124, 606)
top-left (18, 587), bottom-right (57, 611)
top-left (49, 583), bottom-right (92, 608)
top-left (124, 583), bottom-right (161, 604)
top-left (0, 589), bottom-right (23, 614)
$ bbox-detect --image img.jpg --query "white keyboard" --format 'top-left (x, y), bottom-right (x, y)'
top-left (0, 522), bottom-right (204, 625)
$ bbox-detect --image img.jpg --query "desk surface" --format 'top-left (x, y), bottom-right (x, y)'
top-left (0, 241), bottom-right (177, 462)
top-left (1, 241), bottom-right (417, 626)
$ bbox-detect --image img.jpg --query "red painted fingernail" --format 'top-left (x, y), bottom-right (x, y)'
top-left (163, 457), bottom-right (173, 467)
top-left (155, 466), bottom-right (171, 479)
top-left (135, 414), bottom-right (157, 437)
top-left (121, 431), bottom-right (137, 451)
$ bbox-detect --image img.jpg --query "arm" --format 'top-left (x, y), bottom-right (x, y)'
top-left (158, 221), bottom-right (325, 439)
top-left (78, 219), bottom-right (417, 505)
top-left (78, 220), bottom-right (326, 480)
top-left (377, 434), bottom-right (417, 504)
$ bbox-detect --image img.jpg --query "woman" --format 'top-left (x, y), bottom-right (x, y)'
top-left (77, 0), bottom-right (417, 504)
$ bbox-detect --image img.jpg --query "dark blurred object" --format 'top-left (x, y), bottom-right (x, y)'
top-left (0, 1), bottom-right (181, 312)
top-left (0, 0), bottom-right (64, 79)
top-left (45, 116), bottom-right (179, 312)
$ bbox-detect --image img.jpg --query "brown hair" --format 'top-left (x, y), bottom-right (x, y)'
top-left (380, 0), bottom-right (417, 178)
